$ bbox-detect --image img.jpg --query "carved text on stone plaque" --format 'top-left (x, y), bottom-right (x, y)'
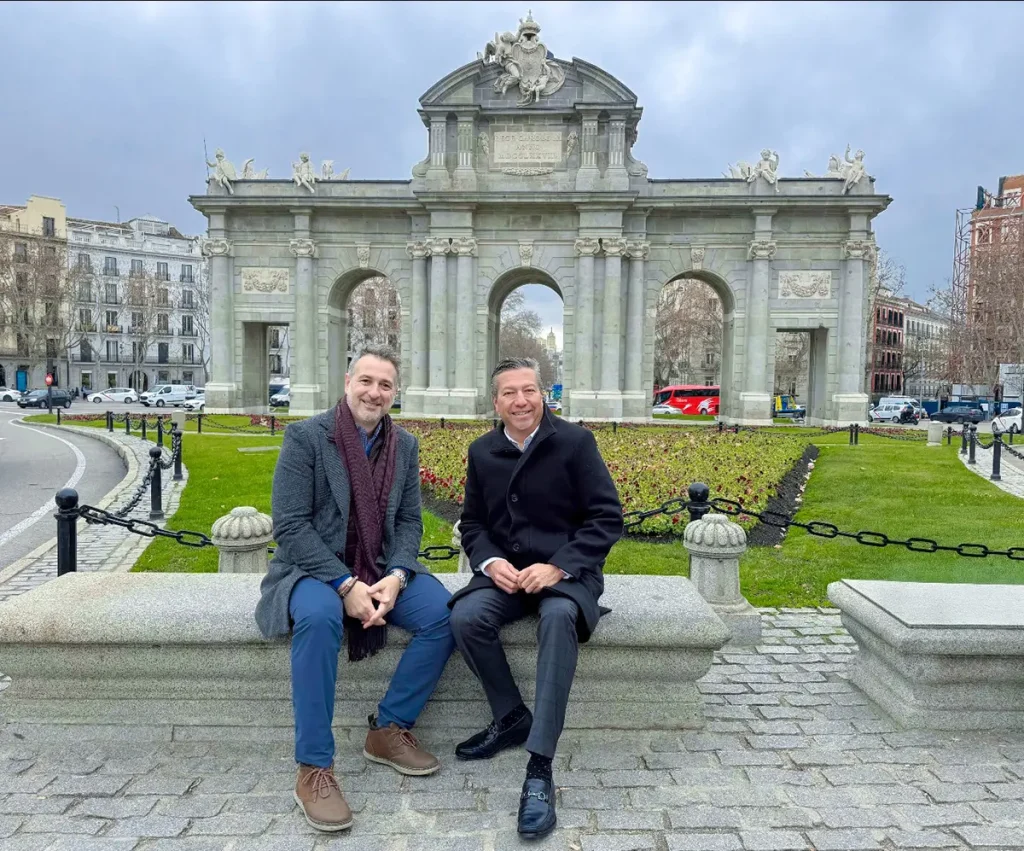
top-left (241, 268), bottom-right (290, 295)
top-left (778, 271), bottom-right (831, 300)
top-left (493, 131), bottom-right (562, 164)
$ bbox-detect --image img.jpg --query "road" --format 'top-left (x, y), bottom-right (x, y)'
top-left (0, 407), bottom-right (126, 570)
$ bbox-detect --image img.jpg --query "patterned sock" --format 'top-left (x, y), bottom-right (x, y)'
top-left (526, 752), bottom-right (553, 782)
top-left (499, 703), bottom-right (529, 731)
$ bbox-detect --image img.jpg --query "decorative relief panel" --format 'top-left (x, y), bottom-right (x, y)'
top-left (747, 239), bottom-right (777, 261)
top-left (690, 245), bottom-right (705, 271)
top-left (288, 238), bottom-right (317, 258)
top-left (356, 244), bottom-right (370, 269)
top-left (518, 240), bottom-right (534, 267)
top-left (241, 268), bottom-right (290, 295)
top-left (493, 131), bottom-right (562, 164)
top-left (201, 237), bottom-right (231, 257)
top-left (778, 271), bottom-right (831, 300)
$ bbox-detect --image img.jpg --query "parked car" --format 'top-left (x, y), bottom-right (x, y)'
top-left (139, 384), bottom-right (189, 407)
top-left (17, 388), bottom-right (72, 409)
top-left (652, 404), bottom-right (677, 415)
top-left (0, 387), bottom-right (22, 403)
top-left (270, 389), bottom-right (290, 408)
top-left (183, 390), bottom-right (205, 412)
top-left (868, 402), bottom-right (907, 423)
top-left (87, 387), bottom-right (139, 404)
top-left (878, 396), bottom-right (924, 418)
top-left (546, 399), bottom-right (562, 413)
top-left (993, 407), bottom-right (1022, 434)
top-left (931, 405), bottom-right (984, 425)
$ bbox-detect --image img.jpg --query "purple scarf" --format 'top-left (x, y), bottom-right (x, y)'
top-left (334, 399), bottom-right (398, 661)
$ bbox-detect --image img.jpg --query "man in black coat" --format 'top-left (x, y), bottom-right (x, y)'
top-left (448, 357), bottom-right (624, 839)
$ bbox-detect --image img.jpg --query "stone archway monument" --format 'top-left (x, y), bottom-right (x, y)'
top-left (192, 12), bottom-right (889, 425)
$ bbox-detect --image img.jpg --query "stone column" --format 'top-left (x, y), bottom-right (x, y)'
top-left (834, 237), bottom-right (874, 423)
top-left (201, 235), bottom-right (234, 412)
top-left (599, 237), bottom-right (627, 394)
top-left (427, 237), bottom-right (450, 390)
top-left (739, 234), bottom-right (776, 424)
top-left (450, 237), bottom-right (478, 411)
top-left (624, 240), bottom-right (649, 396)
top-left (212, 506), bottom-right (274, 574)
top-left (454, 117), bottom-right (477, 189)
top-left (683, 513), bottom-right (761, 645)
top-left (575, 113), bottom-right (601, 191)
top-left (288, 233), bottom-right (319, 416)
top-left (426, 116), bottom-right (449, 186)
top-left (404, 240), bottom-right (429, 414)
top-left (606, 119), bottom-right (629, 189)
top-left (573, 238), bottom-right (600, 393)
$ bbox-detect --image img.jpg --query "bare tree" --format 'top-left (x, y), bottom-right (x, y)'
top-left (499, 289), bottom-right (556, 389)
top-left (653, 278), bottom-right (722, 388)
top-left (774, 332), bottom-right (810, 396)
top-left (123, 270), bottom-right (164, 390)
top-left (0, 233), bottom-right (84, 385)
top-left (188, 257), bottom-right (213, 384)
top-left (347, 276), bottom-right (400, 355)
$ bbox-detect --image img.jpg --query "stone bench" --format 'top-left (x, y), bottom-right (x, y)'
top-left (828, 579), bottom-right (1024, 730)
top-left (0, 572), bottom-right (729, 732)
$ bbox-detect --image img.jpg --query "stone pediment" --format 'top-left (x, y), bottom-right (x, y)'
top-left (419, 56), bottom-right (639, 114)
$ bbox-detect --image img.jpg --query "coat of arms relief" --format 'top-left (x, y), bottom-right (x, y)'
top-left (482, 12), bottom-right (565, 107)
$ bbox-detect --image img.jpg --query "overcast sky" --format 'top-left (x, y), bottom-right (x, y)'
top-left (2, 0), bottom-right (1021, 343)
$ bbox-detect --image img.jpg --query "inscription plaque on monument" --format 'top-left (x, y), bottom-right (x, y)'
top-left (493, 131), bottom-right (562, 163)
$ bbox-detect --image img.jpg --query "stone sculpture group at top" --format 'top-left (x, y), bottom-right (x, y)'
top-left (205, 149), bottom-right (350, 195)
top-left (480, 11), bottom-right (565, 107)
top-left (726, 146), bottom-right (871, 194)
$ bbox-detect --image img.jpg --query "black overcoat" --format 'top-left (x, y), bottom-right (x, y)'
top-left (448, 409), bottom-right (624, 641)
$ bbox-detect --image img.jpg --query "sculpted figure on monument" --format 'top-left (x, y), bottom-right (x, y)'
top-left (206, 148), bottom-right (236, 195)
top-left (804, 146), bottom-right (870, 192)
top-left (240, 158), bottom-right (269, 179)
top-left (483, 12), bottom-right (565, 107)
top-left (749, 149), bottom-right (780, 192)
top-left (293, 152), bottom-right (317, 193)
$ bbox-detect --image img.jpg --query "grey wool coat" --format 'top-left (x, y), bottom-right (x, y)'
top-left (254, 409), bottom-right (430, 639)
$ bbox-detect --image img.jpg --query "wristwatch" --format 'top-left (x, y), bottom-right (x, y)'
top-left (387, 568), bottom-right (409, 592)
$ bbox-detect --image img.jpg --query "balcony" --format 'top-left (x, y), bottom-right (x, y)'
top-left (156, 272), bottom-right (170, 282)
top-left (103, 270), bottom-right (119, 278)
top-left (105, 325), bottom-right (122, 334)
top-left (72, 353), bottom-right (96, 364)
top-left (156, 327), bottom-right (172, 337)
top-left (102, 296), bottom-right (122, 305)
top-left (177, 330), bottom-right (197, 338)
top-left (179, 299), bottom-right (195, 310)
top-left (76, 322), bottom-right (97, 333)
top-left (179, 274), bottom-right (194, 284)
top-left (100, 354), bottom-right (121, 364)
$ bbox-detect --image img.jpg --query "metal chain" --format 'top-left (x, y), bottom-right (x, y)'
top-left (80, 505), bottom-right (213, 547)
top-left (622, 496), bottom-right (691, 531)
top-left (113, 455), bottom-right (159, 518)
top-left (201, 415), bottom-right (283, 434)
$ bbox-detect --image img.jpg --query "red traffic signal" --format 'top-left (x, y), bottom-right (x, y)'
top-left (45, 373), bottom-right (53, 387)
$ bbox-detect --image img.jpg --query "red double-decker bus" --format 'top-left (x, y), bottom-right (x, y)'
top-left (653, 385), bottom-right (720, 416)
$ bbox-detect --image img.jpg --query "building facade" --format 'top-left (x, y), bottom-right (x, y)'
top-left (869, 289), bottom-right (905, 396)
top-left (67, 215), bottom-right (208, 393)
top-left (868, 287), bottom-right (949, 400)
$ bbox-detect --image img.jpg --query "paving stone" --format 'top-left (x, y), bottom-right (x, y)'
top-left (123, 776), bottom-right (196, 796)
top-left (155, 795), bottom-right (230, 817)
top-left (929, 765), bottom-right (1008, 785)
top-left (969, 799), bottom-right (1024, 823)
top-left (642, 752), bottom-right (718, 769)
top-left (191, 774), bottom-right (258, 794)
top-left (105, 816), bottom-right (189, 838)
top-left (886, 830), bottom-right (964, 848)
top-left (0, 794), bottom-right (77, 814)
top-left (581, 837), bottom-right (659, 851)
top-left (744, 768), bottom-right (817, 787)
top-left (668, 806), bottom-right (744, 829)
top-left (739, 830), bottom-right (810, 850)
top-left (71, 797), bottom-right (160, 818)
top-left (599, 769), bottom-right (674, 787)
top-left (0, 837), bottom-right (51, 851)
top-left (561, 788), bottom-right (629, 810)
top-left (20, 814), bottom-right (109, 835)
top-left (132, 841), bottom-right (227, 851)
top-left (37, 840), bottom-right (141, 851)
top-left (666, 834), bottom-right (743, 851)
top-left (894, 803), bottom-right (984, 827)
top-left (822, 766), bottom-right (901, 785)
top-left (596, 810), bottom-right (666, 830)
top-left (805, 828), bottom-right (882, 849)
top-left (919, 783), bottom-right (993, 803)
top-left (44, 775), bottom-right (131, 797)
top-left (953, 825), bottom-right (1024, 847)
top-left (819, 808), bottom-right (898, 829)
top-left (186, 814), bottom-right (273, 835)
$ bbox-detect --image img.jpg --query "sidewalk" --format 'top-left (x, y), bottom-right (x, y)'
top-left (0, 425), bottom-right (189, 604)
top-left (959, 438), bottom-right (1024, 500)
top-left (2, 610), bottom-right (1023, 850)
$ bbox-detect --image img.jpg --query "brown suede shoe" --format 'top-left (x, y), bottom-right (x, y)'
top-left (364, 722), bottom-right (441, 776)
top-left (294, 764), bottom-right (353, 832)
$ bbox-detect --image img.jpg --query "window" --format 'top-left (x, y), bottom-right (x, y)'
top-left (156, 262), bottom-right (169, 281)
top-left (157, 288), bottom-right (169, 307)
top-left (131, 311), bottom-right (143, 332)
top-left (77, 253), bottom-right (91, 270)
top-left (182, 343), bottom-right (195, 364)
top-left (158, 370), bottom-right (169, 383)
top-left (158, 343), bottom-right (169, 364)
top-left (180, 264), bottom-right (193, 283)
top-left (104, 282), bottom-right (118, 304)
top-left (130, 259), bottom-right (144, 277)
top-left (44, 245), bottom-right (56, 258)
top-left (104, 256), bottom-right (118, 276)
top-left (14, 243), bottom-right (28, 262)
top-left (704, 351), bottom-right (715, 367)
top-left (1003, 189), bottom-right (1022, 210)
top-left (157, 314), bottom-right (169, 333)
top-left (975, 225), bottom-right (993, 245)
top-left (270, 353), bottom-right (283, 374)
top-left (107, 372), bottom-right (117, 388)
top-left (270, 328), bottom-right (281, 348)
top-left (182, 371), bottom-right (193, 384)
top-left (81, 372), bottom-right (92, 389)
top-left (105, 310), bottom-right (118, 330)
top-left (80, 341), bottom-right (93, 362)
top-left (181, 289), bottom-right (193, 309)
top-left (42, 216), bottom-right (55, 237)
top-left (181, 315), bottom-right (194, 336)
top-left (79, 281), bottom-right (93, 302)
top-left (78, 308), bottom-right (93, 330)
top-left (132, 342), bottom-right (144, 362)
top-left (46, 339), bottom-right (58, 359)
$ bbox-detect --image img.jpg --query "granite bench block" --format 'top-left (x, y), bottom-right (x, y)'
top-left (0, 572), bottom-right (729, 730)
top-left (827, 579), bottom-right (1024, 730)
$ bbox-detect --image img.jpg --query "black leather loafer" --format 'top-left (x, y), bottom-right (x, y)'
top-left (517, 776), bottom-right (556, 839)
top-left (455, 709), bottom-right (532, 760)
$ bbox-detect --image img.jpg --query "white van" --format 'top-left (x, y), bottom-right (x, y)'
top-left (878, 396), bottom-right (923, 417)
top-left (140, 384), bottom-right (189, 408)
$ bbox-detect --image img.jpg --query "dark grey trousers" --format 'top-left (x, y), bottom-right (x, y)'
top-left (449, 588), bottom-right (579, 759)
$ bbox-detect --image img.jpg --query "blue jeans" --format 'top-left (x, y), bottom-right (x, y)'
top-left (289, 574), bottom-right (455, 768)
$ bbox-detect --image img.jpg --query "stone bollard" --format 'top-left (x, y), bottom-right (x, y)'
top-left (927, 420), bottom-right (943, 446)
top-left (211, 507), bottom-right (274, 574)
top-left (451, 520), bottom-right (473, 574)
top-left (683, 513), bottom-right (761, 645)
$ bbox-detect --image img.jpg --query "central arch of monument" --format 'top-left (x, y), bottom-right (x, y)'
top-left (191, 14), bottom-right (889, 425)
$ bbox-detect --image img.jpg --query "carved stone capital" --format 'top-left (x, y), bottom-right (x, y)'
top-left (601, 237), bottom-right (628, 258)
top-left (844, 239), bottom-right (876, 261)
top-left (747, 239), bottom-right (777, 261)
top-left (406, 240), bottom-right (429, 260)
top-left (518, 240), bottom-right (534, 267)
top-left (626, 240), bottom-right (650, 261)
top-left (690, 245), bottom-right (706, 271)
top-left (451, 237), bottom-right (478, 257)
top-left (355, 243), bottom-right (370, 269)
top-left (574, 237), bottom-right (601, 257)
top-left (425, 237), bottom-right (451, 257)
top-left (288, 238), bottom-right (317, 259)
top-left (201, 237), bottom-right (232, 258)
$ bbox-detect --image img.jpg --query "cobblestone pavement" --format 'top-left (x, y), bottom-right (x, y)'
top-left (958, 439), bottom-right (1024, 500)
top-left (3, 611), bottom-right (1024, 850)
top-left (0, 425), bottom-right (189, 603)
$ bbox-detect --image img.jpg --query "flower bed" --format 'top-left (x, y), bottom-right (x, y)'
top-left (403, 421), bottom-right (806, 538)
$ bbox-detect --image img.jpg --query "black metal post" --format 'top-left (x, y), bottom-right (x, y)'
top-left (46, 384), bottom-right (52, 414)
top-left (991, 433), bottom-right (1002, 482)
top-left (440, 417), bottom-right (446, 429)
top-left (968, 424), bottom-right (977, 465)
top-left (55, 488), bottom-right (79, 576)
top-left (271, 415), bottom-right (276, 436)
top-left (849, 424), bottom-right (854, 445)
top-left (56, 407), bottom-right (61, 426)
top-left (960, 426), bottom-right (968, 455)
top-left (141, 417), bottom-right (147, 442)
top-left (718, 421), bottom-right (724, 433)
top-left (613, 421), bottom-right (618, 434)
top-left (125, 413), bottom-right (131, 436)
top-left (197, 413), bottom-right (203, 434)
top-left (686, 482), bottom-right (711, 524)
top-left (156, 416), bottom-right (164, 447)
top-left (1010, 430), bottom-right (1015, 446)
top-left (854, 423), bottom-right (860, 445)
top-left (149, 446), bottom-right (164, 520)
top-left (107, 410), bottom-right (113, 432)
top-left (172, 426), bottom-right (183, 481)
top-left (734, 424), bottom-right (740, 434)
top-left (946, 426), bottom-right (952, 446)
